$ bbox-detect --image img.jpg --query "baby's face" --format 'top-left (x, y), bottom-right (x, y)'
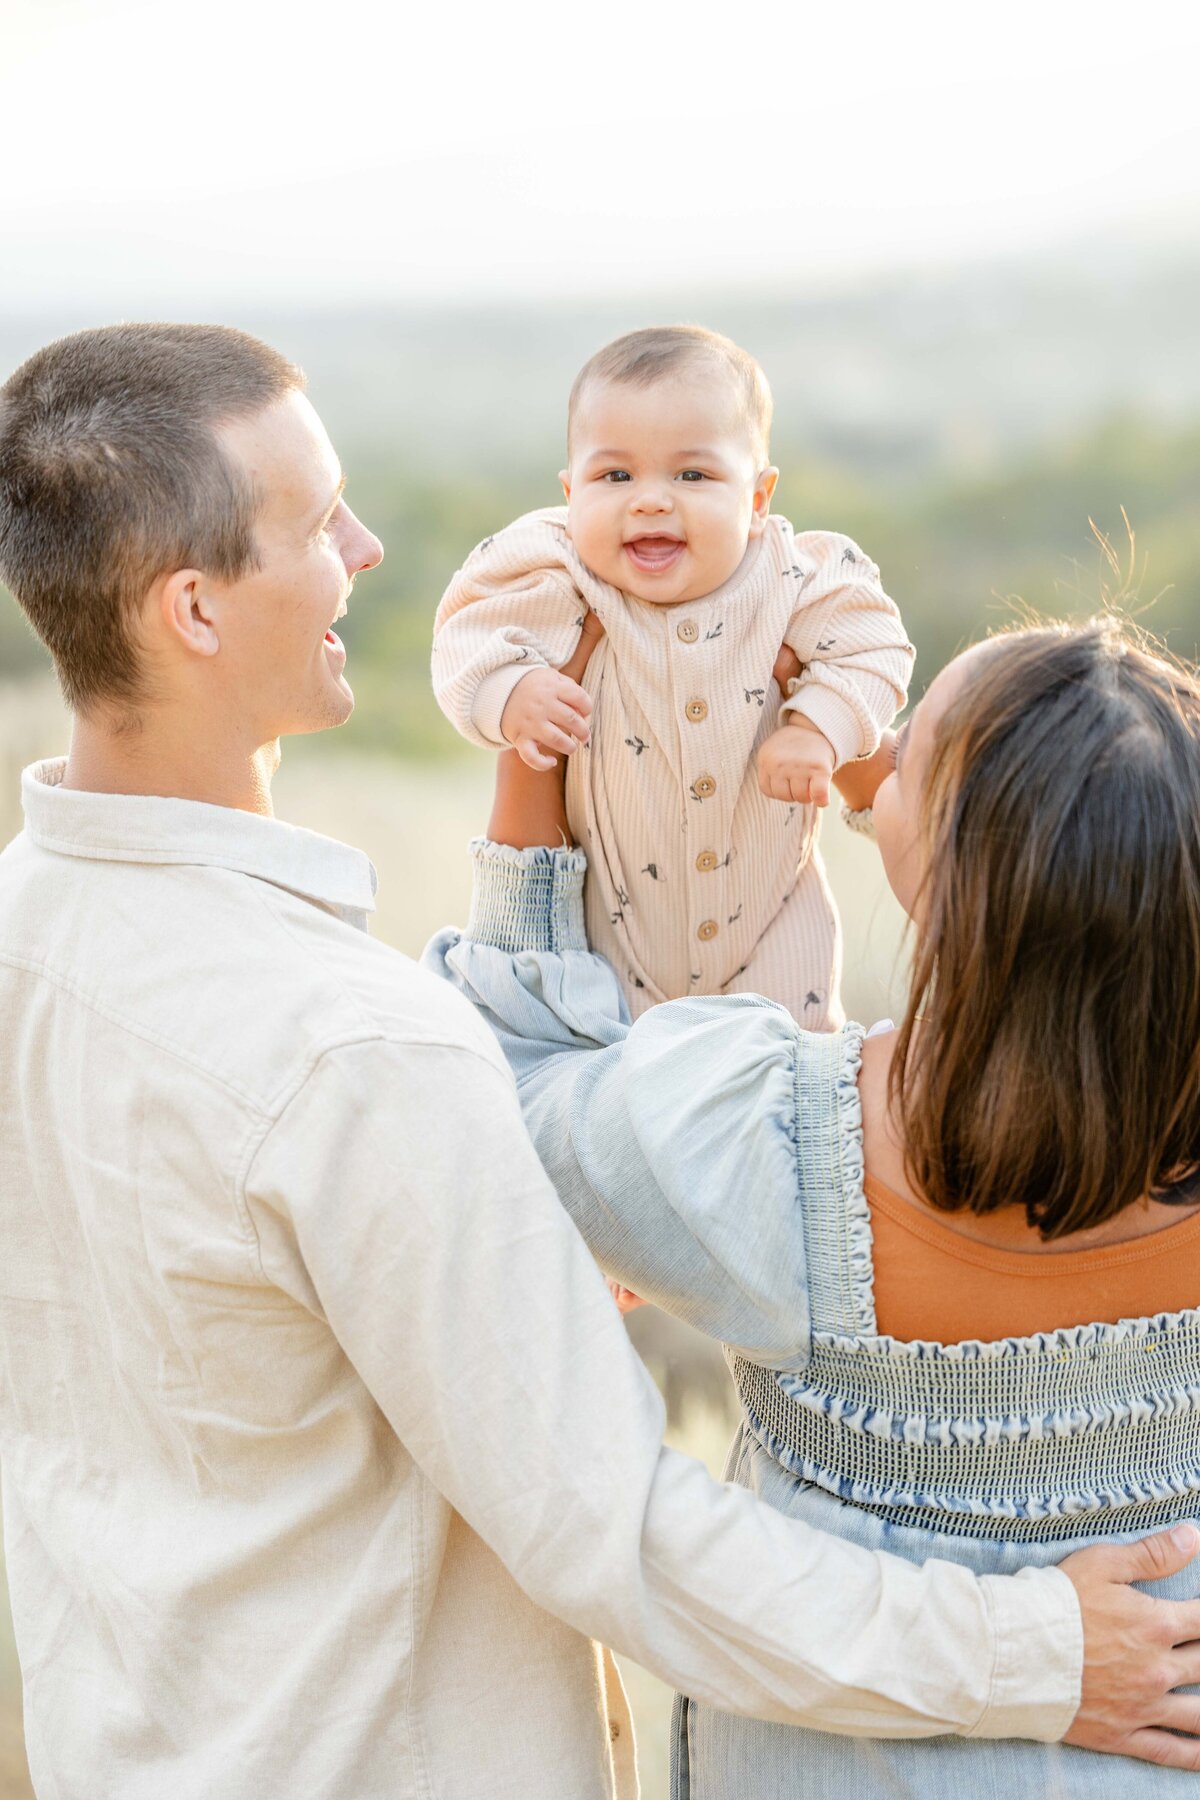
top-left (561, 375), bottom-right (777, 606)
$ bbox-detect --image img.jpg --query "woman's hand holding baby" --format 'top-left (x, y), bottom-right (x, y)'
top-left (501, 667), bottom-right (593, 772)
top-left (757, 717), bottom-right (836, 807)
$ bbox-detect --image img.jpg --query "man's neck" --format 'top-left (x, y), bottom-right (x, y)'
top-left (62, 710), bottom-right (281, 817)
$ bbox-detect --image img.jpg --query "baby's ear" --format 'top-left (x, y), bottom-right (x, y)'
top-left (750, 466), bottom-right (780, 530)
top-left (558, 470), bottom-right (572, 503)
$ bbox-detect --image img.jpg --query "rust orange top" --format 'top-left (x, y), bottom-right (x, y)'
top-left (865, 1174), bottom-right (1200, 1342)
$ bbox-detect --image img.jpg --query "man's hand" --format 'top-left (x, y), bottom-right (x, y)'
top-left (757, 718), bottom-right (836, 807)
top-left (501, 667), bottom-right (592, 772)
top-left (1061, 1524), bottom-right (1200, 1766)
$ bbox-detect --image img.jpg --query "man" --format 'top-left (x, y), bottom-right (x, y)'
top-left (0, 323), bottom-right (1196, 1799)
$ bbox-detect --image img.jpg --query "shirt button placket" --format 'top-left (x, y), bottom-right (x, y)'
top-left (676, 614), bottom-right (723, 971)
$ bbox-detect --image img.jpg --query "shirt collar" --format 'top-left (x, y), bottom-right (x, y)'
top-left (21, 758), bottom-right (378, 923)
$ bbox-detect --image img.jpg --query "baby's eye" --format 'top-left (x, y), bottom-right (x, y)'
top-left (602, 470), bottom-right (631, 483)
top-left (677, 470), bottom-right (707, 482)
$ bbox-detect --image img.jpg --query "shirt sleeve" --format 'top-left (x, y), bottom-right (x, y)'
top-left (432, 509), bottom-right (593, 750)
top-left (779, 531), bottom-right (915, 765)
top-left (243, 998), bottom-right (1082, 1742)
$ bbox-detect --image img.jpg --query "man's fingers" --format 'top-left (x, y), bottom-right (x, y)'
top-left (1076, 1524), bottom-right (1200, 1588)
top-left (516, 739), bottom-right (557, 772)
top-left (1166, 1604), bottom-right (1200, 1647)
top-left (1156, 1691), bottom-right (1200, 1734)
top-left (1163, 1639), bottom-right (1200, 1685)
top-left (1121, 1727), bottom-right (1200, 1771)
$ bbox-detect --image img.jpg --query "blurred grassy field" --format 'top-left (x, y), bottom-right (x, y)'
top-left (0, 678), bottom-right (908, 1798)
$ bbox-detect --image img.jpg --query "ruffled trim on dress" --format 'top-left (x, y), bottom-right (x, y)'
top-left (832, 1023), bottom-right (876, 1335)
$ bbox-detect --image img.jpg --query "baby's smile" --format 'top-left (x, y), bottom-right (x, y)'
top-left (623, 533), bottom-right (686, 577)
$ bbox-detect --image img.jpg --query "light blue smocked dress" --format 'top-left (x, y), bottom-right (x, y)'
top-left (426, 841), bottom-right (1200, 1799)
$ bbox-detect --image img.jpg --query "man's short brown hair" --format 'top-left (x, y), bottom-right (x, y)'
top-left (567, 325), bottom-right (773, 465)
top-left (0, 323), bottom-right (303, 711)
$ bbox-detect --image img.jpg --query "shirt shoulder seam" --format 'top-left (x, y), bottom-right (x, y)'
top-left (233, 1033), bottom-right (513, 1285)
top-left (0, 948), bottom-right (272, 1112)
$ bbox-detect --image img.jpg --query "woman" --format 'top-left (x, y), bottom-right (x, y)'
top-left (429, 616), bottom-right (1200, 1795)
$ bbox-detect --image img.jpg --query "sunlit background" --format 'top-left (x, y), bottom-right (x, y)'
top-left (2, 0), bottom-right (1199, 1791)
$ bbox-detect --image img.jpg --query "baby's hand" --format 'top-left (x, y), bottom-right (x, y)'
top-left (501, 667), bottom-right (593, 772)
top-left (757, 718), bottom-right (836, 807)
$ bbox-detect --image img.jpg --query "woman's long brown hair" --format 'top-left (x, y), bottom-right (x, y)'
top-left (891, 618), bottom-right (1200, 1239)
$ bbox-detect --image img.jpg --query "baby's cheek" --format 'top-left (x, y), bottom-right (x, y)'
top-left (568, 506), bottom-right (614, 578)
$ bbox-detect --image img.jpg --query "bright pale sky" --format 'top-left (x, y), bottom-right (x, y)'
top-left (2, 0), bottom-right (1199, 310)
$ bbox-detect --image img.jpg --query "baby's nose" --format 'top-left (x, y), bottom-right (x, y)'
top-left (631, 481), bottom-right (672, 512)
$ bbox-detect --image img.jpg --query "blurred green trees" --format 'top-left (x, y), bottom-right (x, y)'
top-left (3, 413), bottom-right (1197, 754)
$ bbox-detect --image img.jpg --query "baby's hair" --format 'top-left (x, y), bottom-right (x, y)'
top-left (567, 325), bottom-right (773, 466)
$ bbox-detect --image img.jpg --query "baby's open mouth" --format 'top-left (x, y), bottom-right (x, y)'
top-left (625, 536), bottom-right (685, 573)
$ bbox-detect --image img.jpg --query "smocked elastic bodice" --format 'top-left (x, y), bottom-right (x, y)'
top-left (730, 1027), bottom-right (1200, 1541)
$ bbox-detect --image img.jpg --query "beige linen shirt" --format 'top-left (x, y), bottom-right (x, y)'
top-left (433, 509), bottom-right (914, 1022)
top-left (0, 760), bottom-right (1080, 1800)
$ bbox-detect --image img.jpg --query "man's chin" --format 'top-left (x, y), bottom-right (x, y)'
top-left (319, 681), bottom-right (356, 731)
top-left (281, 681), bottom-right (355, 740)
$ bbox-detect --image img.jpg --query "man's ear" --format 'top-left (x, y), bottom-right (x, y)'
top-left (558, 469), bottom-right (571, 503)
top-left (157, 569), bottom-right (220, 659)
top-left (749, 466), bottom-right (779, 534)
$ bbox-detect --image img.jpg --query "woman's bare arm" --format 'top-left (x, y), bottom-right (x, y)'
top-left (487, 610), bottom-right (604, 849)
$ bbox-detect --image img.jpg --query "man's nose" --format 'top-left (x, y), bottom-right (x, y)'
top-left (346, 509), bottom-right (384, 572)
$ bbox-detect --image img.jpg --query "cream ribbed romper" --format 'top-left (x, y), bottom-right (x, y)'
top-left (433, 507), bottom-right (912, 1025)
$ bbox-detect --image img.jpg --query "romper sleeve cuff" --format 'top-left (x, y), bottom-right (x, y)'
top-left (465, 838), bottom-right (590, 955)
top-left (965, 1565), bottom-right (1082, 1741)
top-left (471, 663), bottom-right (546, 749)
top-left (779, 682), bottom-right (867, 768)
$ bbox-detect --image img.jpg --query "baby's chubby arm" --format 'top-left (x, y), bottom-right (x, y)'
top-left (778, 531), bottom-right (914, 767)
top-left (432, 507), bottom-right (604, 753)
top-left (758, 642), bottom-right (898, 808)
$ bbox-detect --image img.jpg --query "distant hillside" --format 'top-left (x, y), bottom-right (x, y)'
top-left (2, 242), bottom-right (1198, 745)
top-left (2, 238), bottom-right (1199, 482)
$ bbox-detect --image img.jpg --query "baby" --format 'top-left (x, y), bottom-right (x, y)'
top-left (433, 326), bottom-right (913, 1027)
